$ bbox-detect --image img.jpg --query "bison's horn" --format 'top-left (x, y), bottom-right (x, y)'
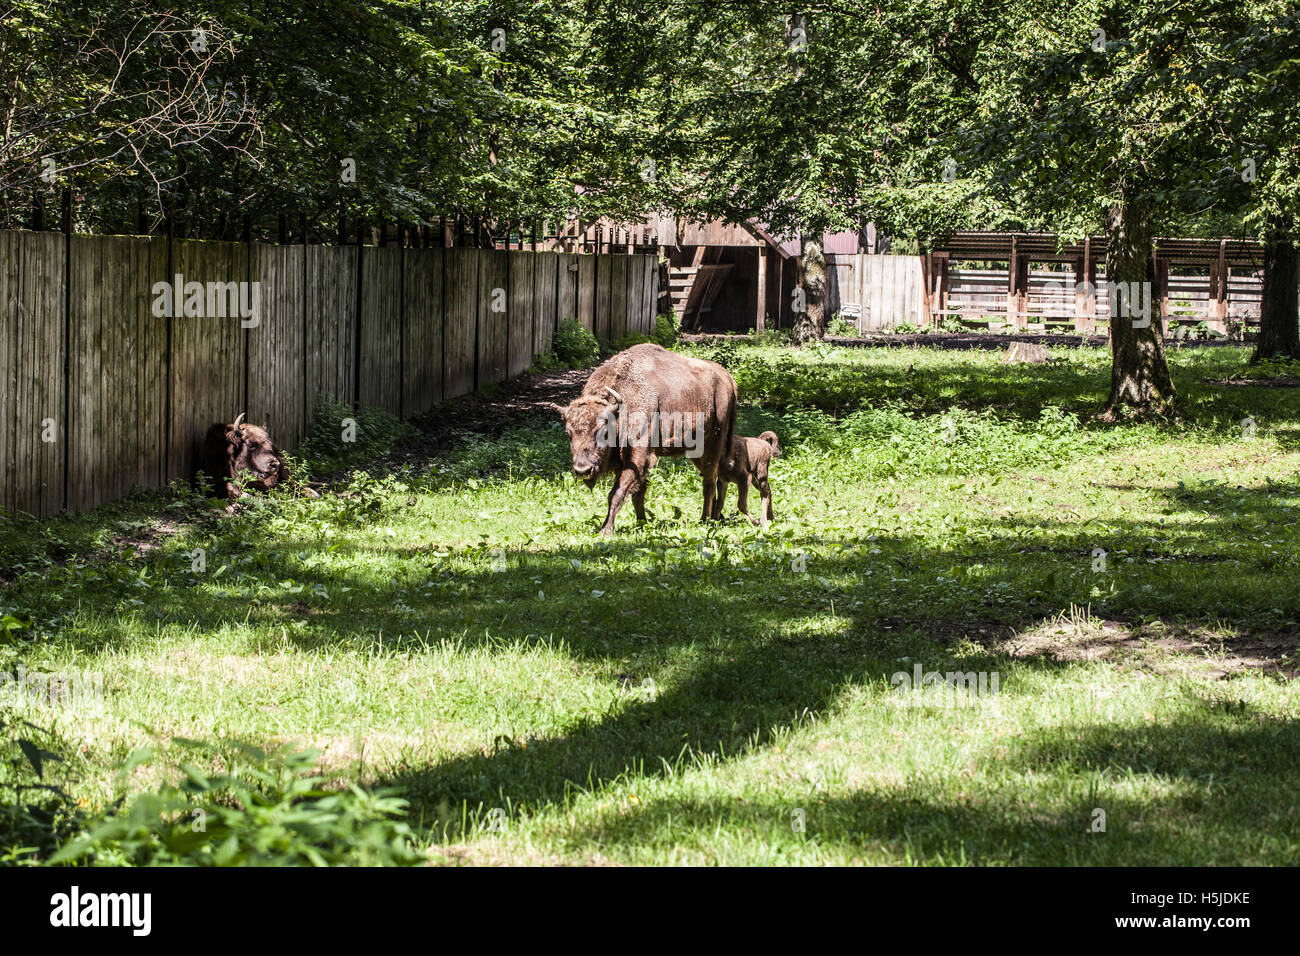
top-left (232, 412), bottom-right (246, 428)
top-left (604, 385), bottom-right (624, 404)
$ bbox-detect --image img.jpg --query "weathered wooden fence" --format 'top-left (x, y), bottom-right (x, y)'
top-left (826, 253), bottom-right (1268, 333)
top-left (1, 230), bottom-right (658, 516)
top-left (825, 254), bottom-right (928, 329)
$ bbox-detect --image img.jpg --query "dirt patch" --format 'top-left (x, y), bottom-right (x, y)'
top-left (997, 615), bottom-right (1299, 677)
top-left (868, 612), bottom-right (1297, 677)
top-left (105, 516), bottom-right (187, 559)
top-left (334, 367), bottom-right (590, 481)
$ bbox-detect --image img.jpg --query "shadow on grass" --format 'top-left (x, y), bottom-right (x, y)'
top-left (553, 712), bottom-right (1300, 864)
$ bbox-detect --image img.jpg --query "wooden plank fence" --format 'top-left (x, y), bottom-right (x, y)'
top-left (825, 254), bottom-right (927, 330)
top-left (0, 230), bottom-right (657, 516)
top-left (826, 253), bottom-right (1269, 333)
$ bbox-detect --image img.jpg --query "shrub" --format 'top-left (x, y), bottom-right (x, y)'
top-left (826, 316), bottom-right (858, 337)
top-left (51, 743), bottom-right (423, 867)
top-left (1, 718), bottom-right (83, 865)
top-left (552, 317), bottom-right (601, 367)
top-left (298, 399), bottom-right (417, 475)
top-left (652, 311), bottom-right (680, 347)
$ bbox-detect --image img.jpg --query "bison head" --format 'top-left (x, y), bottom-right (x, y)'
top-left (226, 413), bottom-right (283, 488)
top-left (555, 388), bottom-right (621, 488)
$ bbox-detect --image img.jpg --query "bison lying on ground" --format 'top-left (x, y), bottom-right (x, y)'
top-left (198, 413), bottom-right (293, 500)
top-left (555, 343), bottom-right (738, 534)
top-left (713, 431), bottom-right (780, 526)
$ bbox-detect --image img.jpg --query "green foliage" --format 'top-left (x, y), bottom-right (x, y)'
top-left (826, 316), bottom-right (859, 337)
top-left (613, 331), bottom-right (652, 351)
top-left (51, 743), bottom-right (422, 867)
top-left (652, 311), bottom-right (680, 347)
top-left (0, 719), bottom-right (80, 865)
top-left (297, 399), bottom-right (416, 475)
top-left (552, 318), bottom-right (601, 368)
top-left (1243, 356), bottom-right (1300, 380)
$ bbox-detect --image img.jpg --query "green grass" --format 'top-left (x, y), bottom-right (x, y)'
top-left (2, 341), bottom-right (1299, 865)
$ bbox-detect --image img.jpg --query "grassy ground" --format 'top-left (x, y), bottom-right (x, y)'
top-left (2, 341), bottom-right (1299, 865)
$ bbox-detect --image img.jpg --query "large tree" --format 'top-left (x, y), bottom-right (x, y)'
top-left (961, 0), bottom-right (1278, 416)
top-left (1234, 5), bottom-right (1300, 362)
top-left (1, 0), bottom-right (662, 233)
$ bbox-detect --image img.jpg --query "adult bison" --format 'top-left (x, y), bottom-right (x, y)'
top-left (555, 343), bottom-right (738, 534)
top-left (198, 413), bottom-right (291, 500)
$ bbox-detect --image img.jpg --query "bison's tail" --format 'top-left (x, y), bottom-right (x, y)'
top-left (759, 430), bottom-right (780, 458)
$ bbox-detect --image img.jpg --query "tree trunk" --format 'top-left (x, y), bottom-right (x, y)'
top-left (1251, 215), bottom-right (1300, 363)
top-left (795, 238), bottom-right (826, 343)
top-left (1102, 194), bottom-right (1175, 418)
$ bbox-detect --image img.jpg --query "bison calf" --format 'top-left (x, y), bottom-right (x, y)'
top-left (198, 413), bottom-right (292, 501)
top-left (713, 431), bottom-right (780, 526)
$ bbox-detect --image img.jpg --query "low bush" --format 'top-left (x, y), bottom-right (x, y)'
top-left (298, 399), bottom-right (417, 474)
top-left (51, 743), bottom-right (423, 867)
top-left (552, 317), bottom-right (601, 367)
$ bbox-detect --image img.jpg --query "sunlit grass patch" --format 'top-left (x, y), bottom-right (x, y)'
top-left (2, 343), bottom-right (1298, 865)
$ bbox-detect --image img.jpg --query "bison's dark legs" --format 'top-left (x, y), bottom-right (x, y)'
top-left (699, 472), bottom-right (718, 523)
top-left (757, 479), bottom-right (773, 526)
top-left (632, 478), bottom-right (649, 524)
top-left (601, 464), bottom-right (642, 535)
top-left (711, 479), bottom-right (728, 519)
top-left (736, 477), bottom-right (760, 525)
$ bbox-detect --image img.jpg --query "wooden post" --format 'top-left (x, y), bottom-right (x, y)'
top-left (1207, 258), bottom-right (1220, 327)
top-left (1007, 238), bottom-right (1018, 329)
top-left (921, 251), bottom-right (935, 325)
top-left (1212, 240), bottom-right (1228, 332)
top-left (1009, 237), bottom-right (1029, 329)
top-left (756, 245), bottom-right (767, 332)
top-left (1074, 238), bottom-right (1097, 333)
top-left (776, 255), bottom-right (785, 328)
top-left (1155, 252), bottom-right (1169, 336)
top-left (936, 252), bottom-right (950, 319)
